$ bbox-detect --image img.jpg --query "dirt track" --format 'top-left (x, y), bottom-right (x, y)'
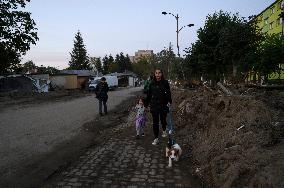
top-left (0, 87), bottom-right (142, 187)
top-left (2, 85), bottom-right (282, 187)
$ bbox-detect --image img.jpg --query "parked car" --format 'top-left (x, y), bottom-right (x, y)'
top-left (88, 76), bottom-right (118, 91)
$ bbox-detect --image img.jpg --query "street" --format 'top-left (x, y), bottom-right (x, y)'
top-left (0, 87), bottom-right (142, 187)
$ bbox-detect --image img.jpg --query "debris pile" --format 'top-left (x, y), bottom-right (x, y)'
top-left (172, 86), bottom-right (284, 187)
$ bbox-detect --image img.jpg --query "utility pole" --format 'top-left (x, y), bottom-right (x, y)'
top-left (162, 12), bottom-right (194, 57)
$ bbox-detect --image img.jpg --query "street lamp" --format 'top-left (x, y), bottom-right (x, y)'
top-left (162, 11), bottom-right (194, 57)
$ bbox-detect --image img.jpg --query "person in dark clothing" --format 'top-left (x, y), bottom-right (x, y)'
top-left (143, 75), bottom-right (153, 94)
top-left (95, 77), bottom-right (109, 116)
top-left (145, 69), bottom-right (172, 145)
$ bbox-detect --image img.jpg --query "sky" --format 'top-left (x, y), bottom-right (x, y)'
top-left (22, 0), bottom-right (276, 69)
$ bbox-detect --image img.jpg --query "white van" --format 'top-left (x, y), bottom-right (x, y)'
top-left (88, 76), bottom-right (118, 91)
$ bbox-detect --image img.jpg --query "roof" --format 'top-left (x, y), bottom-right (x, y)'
top-left (254, 0), bottom-right (282, 18)
top-left (105, 71), bottom-right (138, 77)
top-left (60, 70), bottom-right (97, 77)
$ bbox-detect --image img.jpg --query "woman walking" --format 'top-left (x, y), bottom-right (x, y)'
top-left (145, 69), bottom-right (172, 145)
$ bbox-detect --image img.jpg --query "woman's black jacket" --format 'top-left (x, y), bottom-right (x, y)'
top-left (145, 79), bottom-right (172, 113)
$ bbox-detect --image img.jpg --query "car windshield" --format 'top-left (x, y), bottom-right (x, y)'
top-left (91, 80), bottom-right (100, 84)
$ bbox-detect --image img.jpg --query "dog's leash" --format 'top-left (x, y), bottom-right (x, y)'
top-left (167, 105), bottom-right (174, 133)
top-left (167, 105), bottom-right (175, 146)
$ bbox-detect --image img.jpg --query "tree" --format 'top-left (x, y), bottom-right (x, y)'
top-left (102, 54), bottom-right (115, 74)
top-left (90, 57), bottom-right (102, 74)
top-left (0, 0), bottom-right (38, 74)
top-left (0, 44), bottom-right (21, 74)
top-left (68, 31), bottom-right (90, 70)
top-left (218, 14), bottom-right (263, 80)
top-left (37, 65), bottom-right (59, 75)
top-left (114, 52), bottom-right (132, 73)
top-left (184, 11), bottom-right (263, 83)
top-left (125, 54), bottom-right (132, 71)
top-left (152, 46), bottom-right (177, 80)
top-left (132, 56), bottom-right (153, 79)
top-left (257, 34), bottom-right (284, 82)
top-left (22, 60), bottom-right (36, 73)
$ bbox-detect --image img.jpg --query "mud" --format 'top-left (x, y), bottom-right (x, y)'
top-left (171, 87), bottom-right (284, 188)
top-left (0, 90), bottom-right (139, 188)
top-left (2, 86), bottom-right (283, 187)
top-left (0, 90), bottom-right (91, 111)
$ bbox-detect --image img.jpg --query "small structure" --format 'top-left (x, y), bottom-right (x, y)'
top-left (60, 70), bottom-right (96, 89)
top-left (106, 71), bottom-right (139, 87)
top-left (50, 74), bottom-right (77, 90)
top-left (0, 74), bottom-right (50, 93)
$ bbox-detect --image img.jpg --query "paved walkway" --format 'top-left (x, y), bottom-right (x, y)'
top-left (44, 112), bottom-right (202, 188)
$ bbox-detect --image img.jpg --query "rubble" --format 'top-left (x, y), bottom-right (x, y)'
top-left (171, 86), bottom-right (284, 187)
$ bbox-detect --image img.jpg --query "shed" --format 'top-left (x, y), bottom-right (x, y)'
top-left (60, 70), bottom-right (96, 89)
top-left (50, 74), bottom-right (77, 89)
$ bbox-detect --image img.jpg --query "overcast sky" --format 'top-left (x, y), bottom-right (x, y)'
top-left (22, 0), bottom-right (275, 69)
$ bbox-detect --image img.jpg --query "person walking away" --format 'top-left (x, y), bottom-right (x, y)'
top-left (134, 97), bottom-right (146, 139)
top-left (95, 77), bottom-right (109, 116)
top-left (145, 69), bottom-right (172, 145)
top-left (143, 75), bottom-right (153, 94)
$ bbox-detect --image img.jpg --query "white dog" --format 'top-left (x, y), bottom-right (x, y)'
top-left (166, 143), bottom-right (182, 167)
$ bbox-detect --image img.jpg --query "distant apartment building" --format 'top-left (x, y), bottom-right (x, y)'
top-left (250, 0), bottom-right (284, 82)
top-left (134, 50), bottom-right (154, 62)
top-left (254, 0), bottom-right (283, 35)
top-left (129, 56), bottom-right (135, 63)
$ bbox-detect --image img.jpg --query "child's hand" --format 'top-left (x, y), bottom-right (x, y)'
top-left (146, 106), bottom-right (150, 112)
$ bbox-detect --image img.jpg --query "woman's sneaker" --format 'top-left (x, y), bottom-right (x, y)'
top-left (152, 138), bottom-right (159, 145)
top-left (141, 133), bottom-right (145, 137)
top-left (162, 131), bottom-right (167, 138)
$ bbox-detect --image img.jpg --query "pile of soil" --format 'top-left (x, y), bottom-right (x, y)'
top-left (171, 87), bottom-right (284, 187)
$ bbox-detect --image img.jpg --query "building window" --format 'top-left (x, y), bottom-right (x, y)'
top-left (271, 7), bottom-right (275, 14)
top-left (269, 21), bottom-right (274, 29)
top-left (264, 18), bottom-right (269, 25)
top-left (277, 18), bottom-right (280, 26)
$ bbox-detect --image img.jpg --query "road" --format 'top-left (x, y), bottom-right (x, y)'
top-left (0, 87), bottom-right (142, 187)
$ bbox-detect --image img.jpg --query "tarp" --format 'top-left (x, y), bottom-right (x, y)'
top-left (0, 75), bottom-right (50, 93)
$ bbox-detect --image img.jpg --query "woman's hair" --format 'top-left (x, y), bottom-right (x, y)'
top-left (153, 68), bottom-right (165, 82)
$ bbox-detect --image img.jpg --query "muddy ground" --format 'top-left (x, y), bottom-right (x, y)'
top-left (0, 89), bottom-right (142, 188)
top-left (171, 86), bottom-right (284, 188)
top-left (1, 86), bottom-right (283, 187)
top-left (0, 89), bottom-right (91, 111)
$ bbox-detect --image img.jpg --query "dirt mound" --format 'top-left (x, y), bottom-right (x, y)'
top-left (171, 88), bottom-right (284, 187)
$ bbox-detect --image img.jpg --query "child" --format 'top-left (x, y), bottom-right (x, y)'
top-left (134, 97), bottom-right (146, 139)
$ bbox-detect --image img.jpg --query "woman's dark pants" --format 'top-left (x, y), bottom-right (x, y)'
top-left (152, 112), bottom-right (167, 138)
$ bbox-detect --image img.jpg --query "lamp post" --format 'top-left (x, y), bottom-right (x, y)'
top-left (162, 11), bottom-right (194, 57)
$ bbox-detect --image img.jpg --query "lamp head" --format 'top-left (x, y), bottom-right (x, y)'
top-left (162, 12), bottom-right (167, 15)
top-left (187, 24), bottom-right (194, 27)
